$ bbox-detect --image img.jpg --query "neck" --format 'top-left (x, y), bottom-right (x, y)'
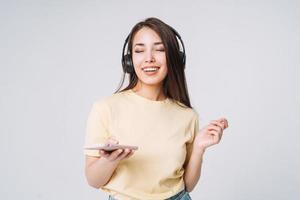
top-left (132, 81), bottom-right (166, 101)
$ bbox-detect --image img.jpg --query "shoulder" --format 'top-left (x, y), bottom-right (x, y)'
top-left (170, 100), bottom-right (199, 120)
top-left (186, 108), bottom-right (199, 125)
top-left (92, 90), bottom-right (130, 109)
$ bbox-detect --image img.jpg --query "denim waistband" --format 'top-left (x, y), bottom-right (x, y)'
top-left (166, 189), bottom-right (186, 200)
top-left (108, 189), bottom-right (189, 200)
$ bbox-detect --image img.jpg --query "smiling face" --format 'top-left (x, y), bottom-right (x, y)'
top-left (131, 27), bottom-right (168, 88)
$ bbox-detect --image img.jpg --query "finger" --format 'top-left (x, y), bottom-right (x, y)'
top-left (209, 130), bottom-right (222, 142)
top-left (125, 150), bottom-right (135, 158)
top-left (210, 128), bottom-right (223, 138)
top-left (210, 120), bottom-right (225, 130)
top-left (118, 149), bottom-right (132, 159)
top-left (99, 150), bottom-right (110, 158)
top-left (123, 148), bottom-right (133, 157)
top-left (218, 118), bottom-right (229, 129)
top-left (108, 149), bottom-right (124, 161)
top-left (207, 125), bottom-right (222, 133)
top-left (224, 119), bottom-right (229, 128)
top-left (207, 124), bottom-right (222, 132)
top-left (209, 129), bottom-right (222, 136)
top-left (106, 138), bottom-right (119, 146)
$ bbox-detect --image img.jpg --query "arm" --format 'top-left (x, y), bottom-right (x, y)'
top-left (183, 148), bottom-right (205, 192)
top-left (184, 118), bottom-right (229, 192)
top-left (85, 153), bottom-right (121, 188)
top-left (85, 139), bottom-right (135, 188)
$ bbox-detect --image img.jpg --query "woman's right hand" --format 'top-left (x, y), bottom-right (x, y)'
top-left (99, 137), bottom-right (135, 162)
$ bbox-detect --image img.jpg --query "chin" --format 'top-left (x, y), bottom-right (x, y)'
top-left (139, 76), bottom-right (166, 86)
top-left (140, 80), bottom-right (163, 86)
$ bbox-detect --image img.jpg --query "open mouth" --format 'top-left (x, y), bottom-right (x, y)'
top-left (142, 66), bottom-right (160, 72)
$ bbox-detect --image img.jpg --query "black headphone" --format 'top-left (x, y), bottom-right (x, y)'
top-left (121, 26), bottom-right (186, 74)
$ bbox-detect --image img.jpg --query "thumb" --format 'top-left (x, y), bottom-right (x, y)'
top-left (106, 136), bottom-right (119, 146)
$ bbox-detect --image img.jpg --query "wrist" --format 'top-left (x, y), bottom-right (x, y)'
top-left (192, 145), bottom-right (206, 155)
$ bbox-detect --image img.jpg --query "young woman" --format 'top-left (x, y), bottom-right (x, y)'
top-left (84, 17), bottom-right (229, 200)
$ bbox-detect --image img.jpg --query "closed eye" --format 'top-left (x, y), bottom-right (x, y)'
top-left (134, 50), bottom-right (144, 53)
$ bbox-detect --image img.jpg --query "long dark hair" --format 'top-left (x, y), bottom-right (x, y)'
top-left (114, 17), bottom-right (192, 109)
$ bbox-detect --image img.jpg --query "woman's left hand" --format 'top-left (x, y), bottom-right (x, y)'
top-left (193, 118), bottom-right (229, 152)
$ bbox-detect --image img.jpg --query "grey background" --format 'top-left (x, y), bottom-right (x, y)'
top-left (0, 0), bottom-right (299, 199)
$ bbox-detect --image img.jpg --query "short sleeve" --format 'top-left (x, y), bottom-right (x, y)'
top-left (184, 111), bottom-right (199, 167)
top-left (83, 100), bottom-right (111, 157)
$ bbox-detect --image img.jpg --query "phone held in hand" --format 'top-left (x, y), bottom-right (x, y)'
top-left (84, 144), bottom-right (138, 152)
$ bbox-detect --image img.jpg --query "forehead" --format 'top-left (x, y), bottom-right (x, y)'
top-left (132, 27), bottom-right (162, 44)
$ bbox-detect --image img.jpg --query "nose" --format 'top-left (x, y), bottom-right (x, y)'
top-left (145, 51), bottom-right (155, 63)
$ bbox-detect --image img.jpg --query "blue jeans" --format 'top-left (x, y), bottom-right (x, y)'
top-left (108, 189), bottom-right (192, 200)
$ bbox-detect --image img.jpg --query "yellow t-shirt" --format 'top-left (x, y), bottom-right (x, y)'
top-left (84, 89), bottom-right (199, 200)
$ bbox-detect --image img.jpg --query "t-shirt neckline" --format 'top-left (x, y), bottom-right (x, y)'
top-left (128, 89), bottom-right (170, 104)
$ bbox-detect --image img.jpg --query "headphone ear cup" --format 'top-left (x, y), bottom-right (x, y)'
top-left (179, 51), bottom-right (186, 70)
top-left (123, 54), bottom-right (134, 73)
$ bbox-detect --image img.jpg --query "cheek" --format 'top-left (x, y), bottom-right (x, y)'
top-left (157, 53), bottom-right (166, 62)
top-left (161, 66), bottom-right (168, 76)
top-left (158, 55), bottom-right (167, 69)
top-left (132, 54), bottom-right (143, 67)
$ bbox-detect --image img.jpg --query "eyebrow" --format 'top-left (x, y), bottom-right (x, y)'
top-left (134, 42), bottom-right (164, 47)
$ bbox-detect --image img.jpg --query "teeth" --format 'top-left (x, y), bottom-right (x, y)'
top-left (143, 67), bottom-right (159, 72)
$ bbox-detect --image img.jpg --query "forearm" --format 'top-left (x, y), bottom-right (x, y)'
top-left (85, 157), bottom-right (119, 188)
top-left (184, 148), bottom-right (205, 192)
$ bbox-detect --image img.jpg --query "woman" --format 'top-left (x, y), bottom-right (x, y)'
top-left (84, 17), bottom-right (229, 200)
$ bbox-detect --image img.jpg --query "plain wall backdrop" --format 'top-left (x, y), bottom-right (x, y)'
top-left (0, 0), bottom-right (299, 199)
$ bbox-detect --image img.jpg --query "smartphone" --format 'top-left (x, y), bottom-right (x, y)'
top-left (84, 144), bottom-right (138, 152)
